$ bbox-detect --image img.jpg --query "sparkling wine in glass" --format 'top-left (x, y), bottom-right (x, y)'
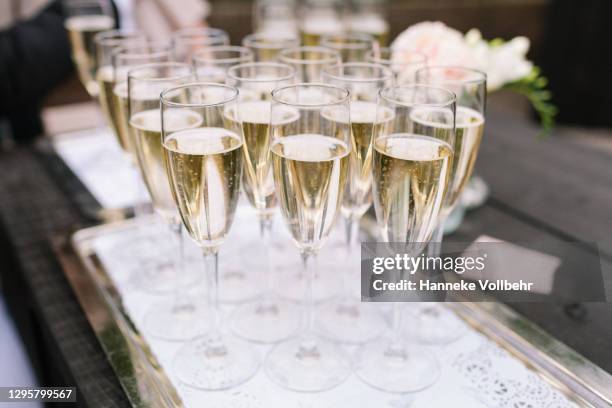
top-left (318, 62), bottom-right (394, 344)
top-left (128, 63), bottom-right (207, 339)
top-left (171, 27), bottom-right (230, 63)
top-left (265, 84), bottom-right (352, 392)
top-left (279, 46), bottom-right (341, 83)
top-left (353, 84), bottom-right (456, 393)
top-left (242, 32), bottom-right (299, 62)
top-left (412, 66), bottom-right (487, 345)
top-left (112, 42), bottom-right (171, 159)
top-left (224, 62), bottom-right (301, 342)
top-left (192, 46), bottom-right (253, 83)
top-left (163, 83), bottom-right (259, 390)
top-left (94, 29), bottom-right (145, 149)
top-left (298, 0), bottom-right (345, 46)
top-left (366, 47), bottom-right (428, 85)
top-left (320, 32), bottom-right (376, 62)
top-left (63, 0), bottom-right (115, 98)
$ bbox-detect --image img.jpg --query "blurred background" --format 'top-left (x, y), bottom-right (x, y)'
top-left (1, 0), bottom-right (609, 146)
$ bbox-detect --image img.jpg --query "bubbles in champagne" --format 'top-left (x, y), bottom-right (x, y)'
top-left (224, 101), bottom-right (299, 213)
top-left (65, 15), bottom-right (115, 97)
top-left (322, 102), bottom-right (394, 219)
top-left (410, 106), bottom-right (485, 213)
top-left (373, 134), bottom-right (452, 247)
top-left (272, 134), bottom-right (349, 252)
top-left (164, 128), bottom-right (243, 250)
top-left (130, 109), bottom-right (202, 221)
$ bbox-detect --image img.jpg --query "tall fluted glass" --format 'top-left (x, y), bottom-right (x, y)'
top-left (265, 84), bottom-right (352, 392)
top-left (163, 83), bottom-right (259, 390)
top-left (354, 85), bottom-right (456, 393)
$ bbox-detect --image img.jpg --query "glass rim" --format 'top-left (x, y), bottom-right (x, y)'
top-left (241, 33), bottom-right (299, 49)
top-left (127, 62), bottom-right (193, 83)
top-left (366, 47), bottom-right (428, 65)
top-left (112, 42), bottom-right (172, 63)
top-left (322, 62), bottom-right (393, 83)
top-left (94, 29), bottom-right (143, 46)
top-left (320, 32), bottom-right (375, 50)
top-left (278, 46), bottom-right (341, 65)
top-left (415, 65), bottom-right (487, 85)
top-left (160, 82), bottom-right (239, 108)
top-left (172, 27), bottom-right (228, 38)
top-left (271, 83), bottom-right (350, 107)
top-left (226, 62), bottom-right (295, 83)
top-left (171, 27), bottom-right (229, 45)
top-left (379, 84), bottom-right (457, 108)
top-left (192, 45), bottom-right (254, 65)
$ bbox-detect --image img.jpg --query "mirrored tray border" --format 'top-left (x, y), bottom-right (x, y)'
top-left (53, 218), bottom-right (612, 407)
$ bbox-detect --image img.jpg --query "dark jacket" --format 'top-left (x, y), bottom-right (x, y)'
top-left (0, 0), bottom-right (73, 144)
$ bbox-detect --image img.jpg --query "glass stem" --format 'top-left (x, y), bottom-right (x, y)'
top-left (260, 216), bottom-right (274, 295)
top-left (132, 162), bottom-right (147, 218)
top-left (387, 266), bottom-right (406, 358)
top-left (301, 251), bottom-right (317, 336)
top-left (170, 221), bottom-right (190, 312)
top-left (204, 249), bottom-right (221, 341)
top-left (258, 215), bottom-right (277, 313)
top-left (427, 216), bottom-right (446, 258)
top-left (342, 216), bottom-right (360, 304)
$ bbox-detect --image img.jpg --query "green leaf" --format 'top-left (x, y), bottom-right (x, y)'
top-left (501, 66), bottom-right (557, 138)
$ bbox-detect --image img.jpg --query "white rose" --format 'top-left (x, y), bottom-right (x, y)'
top-left (392, 22), bottom-right (534, 91)
top-left (477, 37), bottom-right (533, 91)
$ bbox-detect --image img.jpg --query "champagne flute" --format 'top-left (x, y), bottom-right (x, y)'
top-left (321, 32), bottom-right (376, 62)
top-left (224, 62), bottom-right (301, 342)
top-left (253, 0), bottom-right (298, 39)
top-left (94, 29), bottom-right (145, 149)
top-left (163, 83), bottom-right (259, 389)
top-left (318, 62), bottom-right (393, 344)
top-left (192, 46), bottom-right (254, 83)
top-left (171, 27), bottom-right (230, 62)
top-left (112, 42), bottom-right (171, 158)
top-left (128, 65), bottom-right (207, 339)
top-left (279, 46), bottom-right (341, 83)
top-left (63, 0), bottom-right (115, 98)
top-left (354, 84), bottom-right (456, 393)
top-left (347, 0), bottom-right (390, 47)
top-left (366, 47), bottom-right (428, 84)
top-left (241, 33), bottom-right (300, 62)
top-left (413, 66), bottom-right (486, 344)
top-left (298, 0), bottom-right (346, 46)
top-left (265, 84), bottom-right (351, 392)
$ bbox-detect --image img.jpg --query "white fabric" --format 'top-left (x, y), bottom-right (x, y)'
top-left (85, 213), bottom-right (577, 408)
top-left (52, 128), bottom-right (149, 210)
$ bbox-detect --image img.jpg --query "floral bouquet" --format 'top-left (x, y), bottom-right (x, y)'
top-left (392, 22), bottom-right (556, 137)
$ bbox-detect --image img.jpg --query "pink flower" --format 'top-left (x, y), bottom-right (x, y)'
top-left (391, 21), bottom-right (475, 67)
top-left (392, 22), bottom-right (534, 91)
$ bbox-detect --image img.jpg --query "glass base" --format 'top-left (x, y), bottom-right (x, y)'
top-left (174, 335), bottom-right (259, 390)
top-left (231, 298), bottom-right (301, 344)
top-left (265, 336), bottom-right (351, 392)
top-left (354, 338), bottom-right (440, 393)
top-left (406, 303), bottom-right (467, 345)
top-left (143, 299), bottom-right (209, 341)
top-left (315, 301), bottom-right (387, 344)
top-left (218, 257), bottom-right (262, 304)
top-left (134, 261), bottom-right (203, 295)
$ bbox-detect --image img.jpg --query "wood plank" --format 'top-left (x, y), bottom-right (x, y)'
top-left (453, 204), bottom-right (612, 373)
top-left (475, 97), bottom-right (612, 257)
